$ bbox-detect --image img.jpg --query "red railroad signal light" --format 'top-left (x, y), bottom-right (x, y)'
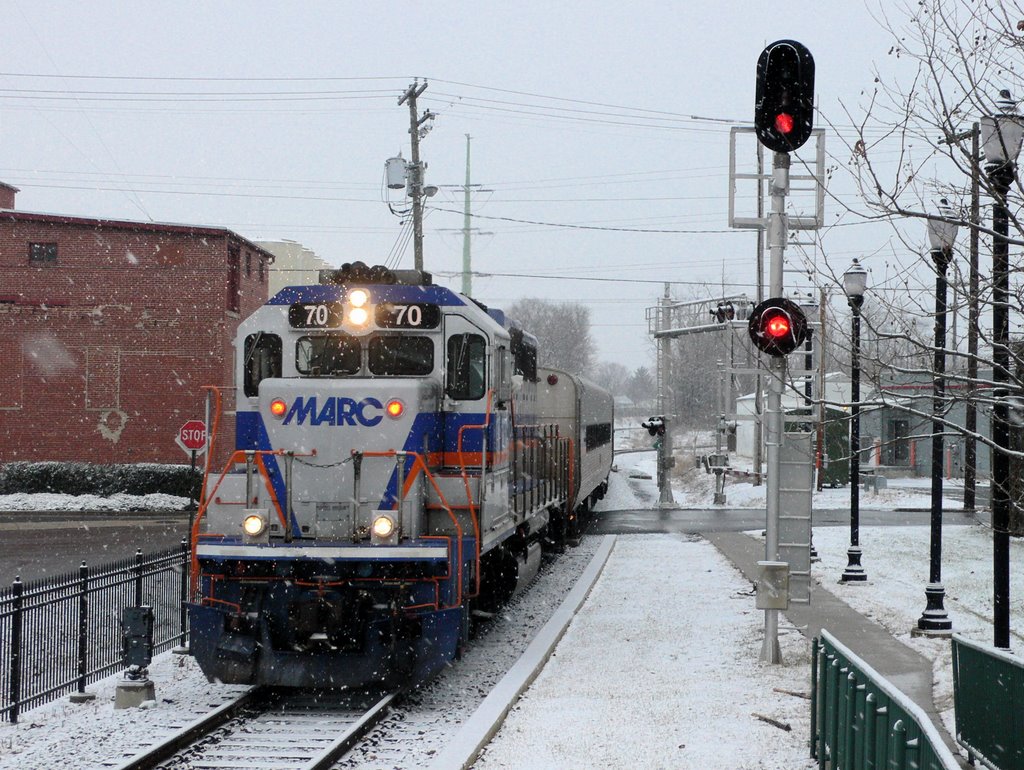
top-left (774, 112), bottom-right (795, 135)
top-left (755, 40), bottom-right (815, 153)
top-left (766, 313), bottom-right (791, 338)
top-left (748, 297), bottom-right (808, 356)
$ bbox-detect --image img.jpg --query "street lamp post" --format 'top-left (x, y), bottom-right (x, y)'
top-left (915, 200), bottom-right (958, 635)
top-left (841, 259), bottom-right (868, 583)
top-left (981, 91), bottom-right (1024, 649)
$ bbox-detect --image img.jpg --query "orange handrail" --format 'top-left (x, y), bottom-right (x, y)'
top-left (189, 447), bottom-right (311, 593)
top-left (456, 389), bottom-right (493, 597)
top-left (198, 385), bottom-right (224, 511)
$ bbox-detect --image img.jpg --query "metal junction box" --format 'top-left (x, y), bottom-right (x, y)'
top-left (122, 606), bottom-right (154, 668)
top-left (756, 561), bottom-right (790, 610)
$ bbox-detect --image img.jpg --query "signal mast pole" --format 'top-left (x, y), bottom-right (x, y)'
top-left (657, 284), bottom-right (676, 507)
top-left (761, 151), bottom-right (789, 664)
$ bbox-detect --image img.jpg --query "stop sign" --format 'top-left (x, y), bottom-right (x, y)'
top-left (176, 419), bottom-right (207, 455)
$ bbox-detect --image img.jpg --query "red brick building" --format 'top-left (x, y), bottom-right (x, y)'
top-left (0, 186), bottom-right (274, 465)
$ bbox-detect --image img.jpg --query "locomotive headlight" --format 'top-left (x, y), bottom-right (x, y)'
top-left (269, 398), bottom-right (287, 418)
top-left (348, 288), bottom-right (369, 308)
top-left (371, 513), bottom-right (398, 544)
top-left (372, 515), bottom-right (395, 538)
top-left (348, 306), bottom-right (369, 326)
top-left (386, 399), bottom-right (405, 418)
top-left (242, 511), bottom-right (268, 537)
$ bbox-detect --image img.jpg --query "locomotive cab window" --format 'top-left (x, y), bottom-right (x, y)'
top-left (296, 333), bottom-right (361, 376)
top-left (243, 333), bottom-right (282, 397)
top-left (447, 333), bottom-right (486, 401)
top-left (368, 335), bottom-right (433, 376)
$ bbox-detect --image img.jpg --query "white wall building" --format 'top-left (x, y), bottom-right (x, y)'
top-left (734, 372), bottom-right (852, 457)
top-left (259, 239), bottom-right (333, 295)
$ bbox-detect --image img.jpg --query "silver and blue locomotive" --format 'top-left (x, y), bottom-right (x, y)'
top-left (188, 262), bottom-right (612, 688)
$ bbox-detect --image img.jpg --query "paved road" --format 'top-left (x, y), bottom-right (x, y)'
top-left (0, 511), bottom-right (191, 585)
top-left (590, 504), bottom-right (985, 535)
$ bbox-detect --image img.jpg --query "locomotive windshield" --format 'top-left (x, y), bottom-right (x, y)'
top-left (367, 335), bottom-right (433, 375)
top-left (295, 333), bottom-right (361, 376)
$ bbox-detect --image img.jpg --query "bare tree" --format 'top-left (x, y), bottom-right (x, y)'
top-left (506, 298), bottom-right (595, 376)
top-left (823, 0), bottom-right (1024, 532)
top-left (593, 361), bottom-right (631, 397)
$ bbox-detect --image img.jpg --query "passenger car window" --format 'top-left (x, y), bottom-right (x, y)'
top-left (446, 333), bottom-right (486, 400)
top-left (243, 333), bottom-right (282, 397)
top-left (296, 333), bottom-right (361, 376)
top-left (368, 335), bottom-right (433, 375)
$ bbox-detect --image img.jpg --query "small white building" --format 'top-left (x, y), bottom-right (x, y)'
top-left (734, 372), bottom-right (851, 457)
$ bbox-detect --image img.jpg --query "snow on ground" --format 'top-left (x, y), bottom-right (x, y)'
top-left (475, 453), bottom-right (1009, 768)
top-left (623, 448), bottom-right (959, 511)
top-left (476, 535), bottom-right (815, 770)
top-left (0, 492), bottom-right (189, 512)
top-left (0, 653), bottom-right (249, 769)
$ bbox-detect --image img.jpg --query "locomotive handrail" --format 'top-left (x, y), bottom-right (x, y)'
top-left (456, 388), bottom-right (493, 598)
top-left (189, 447), bottom-right (315, 594)
top-left (199, 385), bottom-right (225, 512)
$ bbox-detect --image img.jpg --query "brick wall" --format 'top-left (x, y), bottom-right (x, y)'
top-left (0, 216), bottom-right (269, 466)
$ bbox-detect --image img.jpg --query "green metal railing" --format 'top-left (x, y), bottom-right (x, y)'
top-left (812, 630), bottom-right (960, 769)
top-left (952, 634), bottom-right (1023, 769)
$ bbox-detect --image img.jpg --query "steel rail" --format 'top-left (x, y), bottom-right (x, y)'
top-left (303, 690), bottom-right (399, 769)
top-left (109, 686), bottom-right (264, 770)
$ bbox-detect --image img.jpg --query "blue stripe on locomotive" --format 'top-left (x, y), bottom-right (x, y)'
top-left (267, 284), bottom-right (467, 306)
top-left (236, 408), bottom-right (511, 516)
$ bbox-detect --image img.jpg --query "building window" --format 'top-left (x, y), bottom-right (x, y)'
top-left (29, 242), bottom-right (57, 264)
top-left (258, 257), bottom-right (266, 282)
top-left (245, 252), bottom-right (252, 277)
top-left (227, 247), bottom-right (241, 312)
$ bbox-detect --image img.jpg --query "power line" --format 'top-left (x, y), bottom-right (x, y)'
top-left (430, 206), bottom-right (742, 234)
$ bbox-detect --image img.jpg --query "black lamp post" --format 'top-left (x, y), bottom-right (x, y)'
top-left (841, 258), bottom-right (868, 583)
top-left (981, 91), bottom-right (1024, 649)
top-left (916, 199), bottom-right (958, 635)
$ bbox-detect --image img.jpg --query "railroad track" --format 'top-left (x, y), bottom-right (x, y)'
top-left (108, 687), bottom-right (398, 770)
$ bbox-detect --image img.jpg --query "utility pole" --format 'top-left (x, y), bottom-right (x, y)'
top-left (462, 134), bottom-right (473, 295)
top-left (398, 81), bottom-right (433, 273)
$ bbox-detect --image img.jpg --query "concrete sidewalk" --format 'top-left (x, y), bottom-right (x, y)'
top-left (706, 531), bottom-right (968, 766)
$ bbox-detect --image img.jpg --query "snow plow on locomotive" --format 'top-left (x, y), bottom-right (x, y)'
top-left (187, 263), bottom-right (612, 689)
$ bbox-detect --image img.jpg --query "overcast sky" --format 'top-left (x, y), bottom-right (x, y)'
top-left (2, 1), bottom-right (928, 366)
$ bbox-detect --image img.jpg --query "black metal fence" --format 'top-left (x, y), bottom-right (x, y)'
top-left (0, 540), bottom-right (190, 723)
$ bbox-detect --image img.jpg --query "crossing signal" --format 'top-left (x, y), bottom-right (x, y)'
top-left (748, 297), bottom-right (808, 356)
top-left (711, 302), bottom-right (735, 323)
top-left (642, 416), bottom-right (665, 437)
top-left (755, 40), bottom-right (815, 153)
